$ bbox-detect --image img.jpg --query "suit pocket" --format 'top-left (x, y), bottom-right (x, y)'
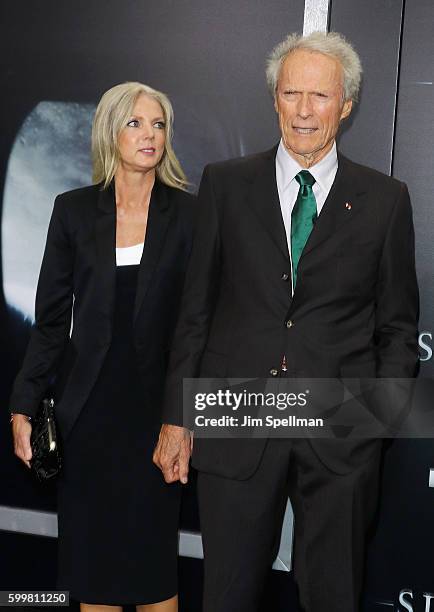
top-left (340, 359), bottom-right (377, 407)
top-left (340, 360), bottom-right (377, 379)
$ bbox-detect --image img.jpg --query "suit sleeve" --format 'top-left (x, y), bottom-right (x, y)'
top-left (375, 182), bottom-right (419, 377)
top-left (9, 195), bottom-right (74, 416)
top-left (162, 165), bottom-right (221, 426)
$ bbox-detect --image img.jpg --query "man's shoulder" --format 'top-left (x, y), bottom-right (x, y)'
top-left (339, 154), bottom-right (405, 195)
top-left (205, 147), bottom-right (277, 182)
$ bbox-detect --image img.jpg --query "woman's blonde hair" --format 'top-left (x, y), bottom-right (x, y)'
top-left (92, 82), bottom-right (188, 190)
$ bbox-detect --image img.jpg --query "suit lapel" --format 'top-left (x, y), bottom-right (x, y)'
top-left (246, 146), bottom-right (290, 261)
top-left (95, 183), bottom-right (116, 322)
top-left (300, 154), bottom-right (367, 259)
top-left (133, 180), bottom-right (172, 322)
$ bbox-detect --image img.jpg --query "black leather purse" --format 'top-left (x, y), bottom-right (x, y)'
top-left (30, 398), bottom-right (62, 481)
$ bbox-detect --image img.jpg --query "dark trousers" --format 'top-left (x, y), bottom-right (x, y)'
top-left (197, 438), bottom-right (381, 612)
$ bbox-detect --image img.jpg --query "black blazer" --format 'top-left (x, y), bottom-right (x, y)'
top-left (10, 180), bottom-right (196, 439)
top-left (162, 145), bottom-right (419, 476)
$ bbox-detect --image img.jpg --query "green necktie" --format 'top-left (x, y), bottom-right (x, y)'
top-left (291, 170), bottom-right (317, 287)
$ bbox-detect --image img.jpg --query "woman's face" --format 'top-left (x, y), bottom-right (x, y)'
top-left (117, 93), bottom-right (166, 174)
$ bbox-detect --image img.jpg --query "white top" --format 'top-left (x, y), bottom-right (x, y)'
top-left (275, 139), bottom-right (338, 290)
top-left (115, 242), bottom-right (144, 266)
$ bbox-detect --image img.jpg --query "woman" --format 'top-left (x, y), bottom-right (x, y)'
top-left (10, 82), bottom-right (195, 611)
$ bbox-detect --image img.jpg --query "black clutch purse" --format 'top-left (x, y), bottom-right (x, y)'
top-left (30, 398), bottom-right (62, 481)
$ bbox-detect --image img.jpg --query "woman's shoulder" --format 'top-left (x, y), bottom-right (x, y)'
top-left (53, 183), bottom-right (105, 225)
top-left (164, 183), bottom-right (196, 205)
top-left (55, 183), bottom-right (102, 206)
top-left (163, 183), bottom-right (197, 220)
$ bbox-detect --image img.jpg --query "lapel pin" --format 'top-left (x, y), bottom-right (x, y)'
top-left (345, 202), bottom-right (352, 211)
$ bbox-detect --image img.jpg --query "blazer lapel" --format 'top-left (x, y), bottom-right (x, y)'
top-left (300, 154), bottom-right (367, 259)
top-left (95, 183), bottom-right (116, 322)
top-left (246, 146), bottom-right (290, 261)
top-left (133, 180), bottom-right (172, 322)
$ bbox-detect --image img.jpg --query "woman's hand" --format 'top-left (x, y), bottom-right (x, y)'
top-left (12, 414), bottom-right (32, 468)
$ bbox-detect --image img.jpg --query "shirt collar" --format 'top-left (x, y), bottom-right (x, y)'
top-left (276, 139), bottom-right (338, 194)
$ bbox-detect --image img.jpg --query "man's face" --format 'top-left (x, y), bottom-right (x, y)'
top-left (274, 49), bottom-right (352, 168)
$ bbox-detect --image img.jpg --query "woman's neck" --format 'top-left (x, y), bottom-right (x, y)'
top-left (114, 167), bottom-right (156, 209)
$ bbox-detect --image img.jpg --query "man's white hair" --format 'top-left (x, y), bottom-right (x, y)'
top-left (266, 31), bottom-right (362, 102)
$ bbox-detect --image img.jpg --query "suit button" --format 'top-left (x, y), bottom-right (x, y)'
top-left (285, 319), bottom-right (293, 329)
top-left (269, 368), bottom-right (278, 377)
top-left (281, 273), bottom-right (289, 281)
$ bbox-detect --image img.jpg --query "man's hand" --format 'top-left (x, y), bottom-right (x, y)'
top-left (12, 414), bottom-right (32, 469)
top-left (153, 424), bottom-right (192, 484)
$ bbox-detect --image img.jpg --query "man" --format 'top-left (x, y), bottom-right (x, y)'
top-left (153, 32), bottom-right (419, 612)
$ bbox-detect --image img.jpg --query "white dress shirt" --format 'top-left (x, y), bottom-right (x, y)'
top-left (275, 139), bottom-right (338, 289)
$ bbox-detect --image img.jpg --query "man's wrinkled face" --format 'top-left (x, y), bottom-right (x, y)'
top-left (274, 49), bottom-right (352, 168)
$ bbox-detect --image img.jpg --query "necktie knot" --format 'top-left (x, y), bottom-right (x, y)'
top-left (295, 170), bottom-right (316, 188)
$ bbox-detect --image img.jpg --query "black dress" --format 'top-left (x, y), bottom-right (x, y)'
top-left (57, 264), bottom-right (181, 605)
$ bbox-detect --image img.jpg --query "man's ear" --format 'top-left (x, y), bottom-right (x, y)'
top-left (274, 95), bottom-right (278, 113)
top-left (340, 98), bottom-right (353, 121)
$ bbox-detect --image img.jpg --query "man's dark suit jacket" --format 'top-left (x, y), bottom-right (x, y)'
top-left (162, 145), bottom-right (419, 477)
top-left (10, 180), bottom-right (195, 440)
